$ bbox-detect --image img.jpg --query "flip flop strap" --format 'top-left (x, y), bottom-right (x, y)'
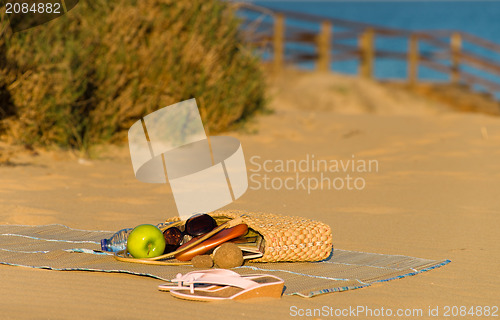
top-left (171, 269), bottom-right (242, 288)
top-left (185, 275), bottom-right (258, 294)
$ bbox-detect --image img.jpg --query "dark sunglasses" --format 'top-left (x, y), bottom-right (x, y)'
top-left (162, 214), bottom-right (217, 253)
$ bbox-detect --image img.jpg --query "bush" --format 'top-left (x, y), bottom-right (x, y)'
top-left (0, 0), bottom-right (265, 151)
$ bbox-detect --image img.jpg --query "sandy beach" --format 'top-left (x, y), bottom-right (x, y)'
top-left (1, 71), bottom-right (499, 319)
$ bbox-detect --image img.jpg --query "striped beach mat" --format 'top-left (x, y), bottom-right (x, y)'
top-left (0, 224), bottom-right (450, 298)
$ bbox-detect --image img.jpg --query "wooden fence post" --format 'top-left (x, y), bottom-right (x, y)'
top-left (450, 32), bottom-right (462, 84)
top-left (317, 21), bottom-right (332, 72)
top-left (359, 28), bottom-right (375, 79)
top-left (273, 13), bottom-right (285, 74)
top-left (408, 34), bottom-right (419, 86)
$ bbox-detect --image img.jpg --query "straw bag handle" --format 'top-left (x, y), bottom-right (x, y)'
top-left (113, 217), bottom-right (244, 266)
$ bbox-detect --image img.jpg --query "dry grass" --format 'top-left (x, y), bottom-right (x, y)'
top-left (0, 0), bottom-right (265, 151)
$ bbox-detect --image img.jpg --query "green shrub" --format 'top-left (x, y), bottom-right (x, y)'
top-left (0, 0), bottom-right (265, 151)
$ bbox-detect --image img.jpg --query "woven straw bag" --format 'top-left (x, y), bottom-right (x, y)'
top-left (165, 210), bottom-right (333, 263)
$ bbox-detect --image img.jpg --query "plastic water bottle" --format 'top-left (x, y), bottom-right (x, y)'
top-left (101, 227), bottom-right (133, 252)
top-left (101, 223), bottom-right (169, 252)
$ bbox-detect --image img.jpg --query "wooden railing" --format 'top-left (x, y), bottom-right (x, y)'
top-left (236, 3), bottom-right (500, 99)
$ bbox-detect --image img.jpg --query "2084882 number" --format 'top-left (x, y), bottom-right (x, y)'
top-left (5, 2), bottom-right (61, 14)
top-left (443, 306), bottom-right (498, 317)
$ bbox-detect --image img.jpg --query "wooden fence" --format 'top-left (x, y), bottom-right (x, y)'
top-left (236, 4), bottom-right (500, 98)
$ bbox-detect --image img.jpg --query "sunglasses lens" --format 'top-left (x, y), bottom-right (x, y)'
top-left (163, 244), bottom-right (179, 254)
top-left (185, 214), bottom-right (217, 236)
top-left (163, 227), bottom-right (183, 246)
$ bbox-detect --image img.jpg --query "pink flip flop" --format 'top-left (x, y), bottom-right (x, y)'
top-left (169, 274), bottom-right (285, 301)
top-left (158, 269), bottom-right (240, 292)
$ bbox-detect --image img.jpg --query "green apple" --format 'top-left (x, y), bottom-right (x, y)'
top-left (127, 224), bottom-right (166, 259)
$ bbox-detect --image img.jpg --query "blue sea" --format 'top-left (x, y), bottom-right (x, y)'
top-left (239, 1), bottom-right (500, 92)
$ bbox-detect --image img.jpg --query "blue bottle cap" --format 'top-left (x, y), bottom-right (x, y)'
top-left (101, 239), bottom-right (108, 252)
